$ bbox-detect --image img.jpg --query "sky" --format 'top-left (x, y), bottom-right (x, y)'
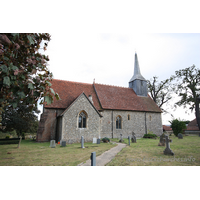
top-left (41, 33), bottom-right (200, 125)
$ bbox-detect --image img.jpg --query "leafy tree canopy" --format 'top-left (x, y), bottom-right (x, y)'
top-left (0, 33), bottom-right (60, 129)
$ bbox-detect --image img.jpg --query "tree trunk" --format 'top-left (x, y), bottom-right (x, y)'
top-left (195, 98), bottom-right (200, 136)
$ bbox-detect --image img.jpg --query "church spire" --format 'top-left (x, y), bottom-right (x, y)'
top-left (129, 52), bottom-right (147, 96)
top-left (129, 52), bottom-right (146, 82)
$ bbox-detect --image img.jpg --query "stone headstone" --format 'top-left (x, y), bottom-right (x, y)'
top-left (131, 132), bottom-right (137, 143)
top-left (119, 134), bottom-right (124, 142)
top-left (49, 140), bottom-right (56, 148)
top-left (128, 136), bottom-right (131, 146)
top-left (163, 135), bottom-right (174, 155)
top-left (91, 152), bottom-right (96, 166)
top-left (81, 136), bottom-right (85, 148)
top-left (61, 140), bottom-right (66, 147)
top-left (158, 133), bottom-right (165, 146)
top-left (97, 138), bottom-right (100, 144)
top-left (178, 133), bottom-right (183, 139)
top-left (93, 138), bottom-right (97, 144)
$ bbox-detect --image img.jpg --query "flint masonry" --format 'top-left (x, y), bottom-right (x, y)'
top-left (36, 53), bottom-right (163, 143)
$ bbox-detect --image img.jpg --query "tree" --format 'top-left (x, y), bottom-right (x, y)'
top-left (173, 65), bottom-right (200, 131)
top-left (147, 76), bottom-right (174, 113)
top-left (169, 119), bottom-right (186, 136)
top-left (2, 102), bottom-right (40, 137)
top-left (0, 33), bottom-right (59, 129)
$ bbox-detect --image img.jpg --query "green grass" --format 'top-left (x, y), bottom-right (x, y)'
top-left (107, 135), bottom-right (200, 166)
top-left (0, 140), bottom-right (117, 166)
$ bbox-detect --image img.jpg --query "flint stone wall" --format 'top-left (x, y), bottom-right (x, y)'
top-left (61, 94), bottom-right (101, 143)
top-left (100, 110), bottom-right (162, 139)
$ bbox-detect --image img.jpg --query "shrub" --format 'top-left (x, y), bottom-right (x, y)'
top-left (5, 135), bottom-right (10, 139)
top-left (143, 133), bottom-right (157, 139)
top-left (102, 137), bottom-right (110, 143)
top-left (169, 119), bottom-right (186, 137)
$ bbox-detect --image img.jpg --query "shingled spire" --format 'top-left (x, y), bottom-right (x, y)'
top-left (129, 52), bottom-right (147, 96)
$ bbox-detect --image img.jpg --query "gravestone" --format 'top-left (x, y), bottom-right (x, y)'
top-left (158, 133), bottom-right (166, 146)
top-left (119, 134), bottom-right (124, 142)
top-left (81, 136), bottom-right (85, 148)
top-left (163, 135), bottom-right (174, 155)
top-left (61, 140), bottom-right (66, 147)
top-left (128, 136), bottom-right (131, 146)
top-left (178, 133), bottom-right (183, 139)
top-left (93, 138), bottom-right (97, 144)
top-left (97, 138), bottom-right (100, 144)
top-left (131, 132), bottom-right (137, 143)
top-left (49, 140), bottom-right (56, 148)
top-left (91, 152), bottom-right (96, 166)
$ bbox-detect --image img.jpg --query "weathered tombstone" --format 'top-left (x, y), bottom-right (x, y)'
top-left (61, 140), bottom-right (66, 147)
top-left (97, 138), bottom-right (100, 144)
top-left (91, 152), bottom-right (96, 166)
top-left (131, 132), bottom-right (137, 143)
top-left (128, 136), bottom-right (131, 146)
top-left (158, 133), bottom-right (166, 146)
top-left (81, 136), bottom-right (85, 148)
top-left (178, 133), bottom-right (183, 139)
top-left (93, 138), bottom-right (97, 144)
top-left (49, 140), bottom-right (56, 148)
top-left (119, 134), bottom-right (124, 142)
top-left (163, 135), bottom-right (174, 155)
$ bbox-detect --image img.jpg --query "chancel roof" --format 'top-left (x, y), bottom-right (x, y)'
top-left (45, 79), bottom-right (161, 113)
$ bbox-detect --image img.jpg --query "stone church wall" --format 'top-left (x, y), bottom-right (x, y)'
top-left (61, 94), bottom-right (101, 143)
top-left (100, 110), bottom-right (162, 139)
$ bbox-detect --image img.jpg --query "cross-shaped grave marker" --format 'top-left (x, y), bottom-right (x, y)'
top-left (163, 135), bottom-right (174, 155)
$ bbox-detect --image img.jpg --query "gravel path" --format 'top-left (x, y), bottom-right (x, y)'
top-left (78, 142), bottom-right (127, 166)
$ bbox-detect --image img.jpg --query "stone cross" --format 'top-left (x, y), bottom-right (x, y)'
top-left (163, 135), bottom-right (174, 155)
top-left (49, 140), bottom-right (56, 148)
top-left (91, 152), bottom-right (96, 166)
top-left (131, 132), bottom-right (137, 143)
top-left (81, 136), bottom-right (85, 148)
top-left (128, 136), bottom-right (131, 146)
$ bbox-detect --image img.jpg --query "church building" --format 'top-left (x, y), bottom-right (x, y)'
top-left (36, 53), bottom-right (163, 143)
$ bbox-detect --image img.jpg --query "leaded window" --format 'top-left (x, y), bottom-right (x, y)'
top-left (116, 116), bottom-right (122, 129)
top-left (78, 111), bottom-right (87, 128)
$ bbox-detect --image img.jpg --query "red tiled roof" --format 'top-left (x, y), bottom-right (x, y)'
top-left (94, 83), bottom-right (161, 112)
top-left (186, 119), bottom-right (200, 131)
top-left (45, 79), bottom-right (101, 110)
top-left (45, 79), bottom-right (162, 113)
top-left (163, 125), bottom-right (172, 131)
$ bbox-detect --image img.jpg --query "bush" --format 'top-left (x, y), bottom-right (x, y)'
top-left (169, 119), bottom-right (186, 137)
top-left (102, 137), bottom-right (110, 143)
top-left (143, 133), bottom-right (157, 139)
top-left (5, 135), bottom-right (10, 139)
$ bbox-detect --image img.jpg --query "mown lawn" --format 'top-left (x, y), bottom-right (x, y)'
top-left (0, 140), bottom-right (117, 166)
top-left (107, 134), bottom-right (200, 166)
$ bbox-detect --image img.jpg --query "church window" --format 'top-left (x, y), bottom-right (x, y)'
top-left (116, 116), bottom-right (122, 129)
top-left (78, 111), bottom-right (87, 128)
top-left (149, 115), bottom-right (152, 121)
top-left (128, 114), bottom-right (130, 120)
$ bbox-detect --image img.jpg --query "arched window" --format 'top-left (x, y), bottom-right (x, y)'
top-left (78, 111), bottom-right (87, 128)
top-left (128, 114), bottom-right (130, 120)
top-left (116, 116), bottom-right (122, 129)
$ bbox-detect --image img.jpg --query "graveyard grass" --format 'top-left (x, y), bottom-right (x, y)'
top-left (107, 134), bottom-right (200, 166)
top-left (0, 140), bottom-right (117, 166)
